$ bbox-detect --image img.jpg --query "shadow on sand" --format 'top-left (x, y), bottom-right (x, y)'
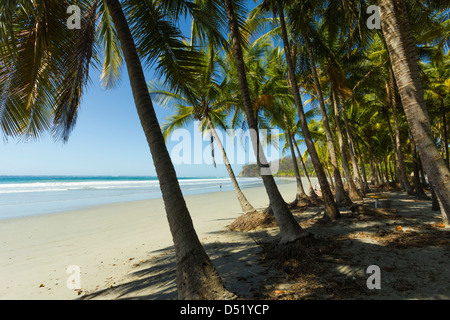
top-left (81, 191), bottom-right (450, 300)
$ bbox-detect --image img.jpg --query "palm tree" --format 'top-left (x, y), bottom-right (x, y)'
top-left (422, 49), bottom-right (450, 169)
top-left (223, 0), bottom-right (310, 243)
top-left (330, 86), bottom-right (363, 201)
top-left (257, 41), bottom-right (313, 203)
top-left (148, 48), bottom-right (257, 215)
top-left (379, 0), bottom-right (450, 225)
top-left (388, 67), bottom-right (414, 193)
top-left (293, 116), bottom-right (330, 199)
top-left (302, 33), bottom-right (351, 206)
top-left (292, 134), bottom-right (318, 199)
top-left (268, 0), bottom-right (340, 221)
top-left (280, 109), bottom-right (312, 203)
top-left (1, 0), bottom-right (234, 299)
top-left (313, 21), bottom-right (367, 200)
top-left (364, 31), bottom-right (413, 193)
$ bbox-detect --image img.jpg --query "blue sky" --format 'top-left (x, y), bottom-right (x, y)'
top-left (0, 65), bottom-right (260, 177)
top-left (0, 1), bottom-right (297, 178)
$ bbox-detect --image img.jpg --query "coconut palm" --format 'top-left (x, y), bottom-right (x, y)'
top-left (0, 0), bottom-right (234, 299)
top-left (223, 0), bottom-right (310, 243)
top-left (421, 49), bottom-right (450, 169)
top-left (361, 30), bottom-right (414, 193)
top-left (255, 40), bottom-right (315, 203)
top-left (378, 0), bottom-right (450, 225)
top-left (257, 0), bottom-right (340, 221)
top-left (306, 22), bottom-right (365, 201)
top-left (148, 48), bottom-right (257, 215)
top-left (301, 33), bottom-right (352, 206)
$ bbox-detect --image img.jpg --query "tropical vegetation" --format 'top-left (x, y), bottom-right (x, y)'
top-left (0, 0), bottom-right (448, 300)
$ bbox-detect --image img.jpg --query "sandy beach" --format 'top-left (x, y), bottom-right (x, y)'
top-left (1, 178), bottom-right (449, 300)
top-left (0, 180), bottom-right (300, 300)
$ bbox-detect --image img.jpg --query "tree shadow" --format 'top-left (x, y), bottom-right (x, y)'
top-left (80, 229), bottom-right (280, 300)
top-left (255, 191), bottom-right (450, 299)
top-left (81, 191), bottom-right (449, 300)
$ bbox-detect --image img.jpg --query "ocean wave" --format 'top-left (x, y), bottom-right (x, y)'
top-left (0, 180), bottom-right (161, 194)
top-left (0, 176), bottom-right (262, 195)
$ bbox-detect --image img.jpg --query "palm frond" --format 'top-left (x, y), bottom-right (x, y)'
top-left (161, 104), bottom-right (195, 140)
top-left (123, 0), bottom-right (205, 102)
top-left (97, 0), bottom-right (123, 89)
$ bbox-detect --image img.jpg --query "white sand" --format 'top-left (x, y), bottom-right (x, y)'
top-left (3, 178), bottom-right (447, 300)
top-left (0, 180), bottom-right (301, 300)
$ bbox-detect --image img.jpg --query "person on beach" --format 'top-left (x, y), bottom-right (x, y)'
top-left (220, 183), bottom-right (222, 191)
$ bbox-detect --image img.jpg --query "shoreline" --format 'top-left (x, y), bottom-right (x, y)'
top-left (0, 180), bottom-right (301, 299)
top-left (1, 179), bottom-right (448, 300)
top-left (0, 176), bottom-right (301, 222)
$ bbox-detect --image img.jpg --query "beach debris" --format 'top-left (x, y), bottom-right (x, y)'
top-left (376, 229), bottom-right (388, 237)
top-left (228, 211), bottom-right (277, 231)
top-left (39, 283), bottom-right (45, 288)
top-left (394, 225), bottom-right (403, 232)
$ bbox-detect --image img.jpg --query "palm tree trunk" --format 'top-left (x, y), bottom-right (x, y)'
top-left (418, 157), bottom-right (427, 187)
top-left (332, 89), bottom-right (363, 201)
top-left (324, 162), bottom-right (335, 190)
top-left (409, 130), bottom-right (428, 199)
top-left (104, 0), bottom-right (233, 300)
top-left (276, 0), bottom-right (340, 221)
top-left (431, 187), bottom-right (440, 211)
top-left (390, 160), bottom-right (395, 182)
top-left (291, 133), bottom-right (317, 199)
top-left (340, 101), bottom-right (365, 194)
top-left (382, 100), bottom-right (400, 184)
top-left (389, 68), bottom-right (413, 194)
top-left (384, 158), bottom-right (390, 183)
top-left (286, 130), bottom-right (309, 203)
top-left (383, 107), bottom-right (401, 185)
top-left (441, 99), bottom-right (449, 169)
top-left (369, 156), bottom-right (378, 185)
top-left (224, 0), bottom-right (309, 242)
top-left (303, 35), bottom-right (349, 206)
top-left (378, 162), bottom-right (386, 184)
top-left (355, 139), bottom-right (371, 192)
top-left (379, 0), bottom-right (450, 225)
top-left (205, 115), bottom-right (256, 214)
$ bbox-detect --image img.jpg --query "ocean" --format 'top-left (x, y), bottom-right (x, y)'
top-left (0, 175), bottom-right (273, 220)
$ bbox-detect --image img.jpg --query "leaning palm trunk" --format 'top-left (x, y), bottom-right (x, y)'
top-left (379, 0), bottom-right (450, 225)
top-left (277, 0), bottom-right (340, 221)
top-left (332, 89), bottom-right (363, 201)
top-left (104, 0), bottom-right (234, 299)
top-left (286, 129), bottom-right (309, 203)
top-left (388, 68), bottom-right (413, 194)
top-left (205, 115), bottom-right (256, 214)
top-left (224, 0), bottom-right (309, 242)
top-left (303, 36), bottom-right (349, 206)
top-left (440, 98), bottom-right (449, 169)
top-left (340, 101), bottom-right (365, 194)
top-left (377, 162), bottom-right (385, 184)
top-left (369, 157), bottom-right (379, 185)
top-left (409, 129), bottom-right (428, 199)
top-left (382, 101), bottom-right (401, 184)
top-left (355, 139), bottom-right (371, 192)
top-left (291, 134), bottom-right (317, 200)
top-left (324, 162), bottom-right (335, 190)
